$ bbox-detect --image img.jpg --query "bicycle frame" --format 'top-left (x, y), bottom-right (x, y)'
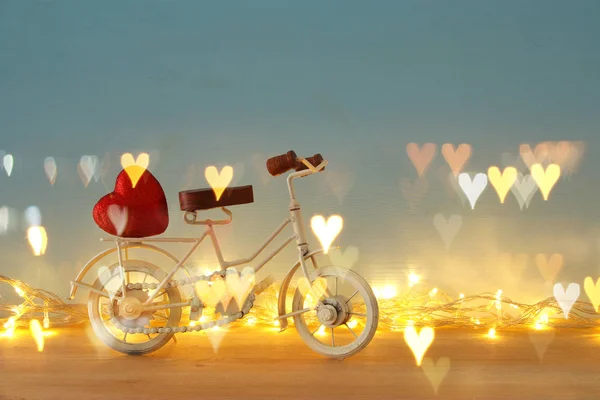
top-left (71, 158), bottom-right (328, 307)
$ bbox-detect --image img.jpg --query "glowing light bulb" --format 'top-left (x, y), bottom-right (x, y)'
top-left (408, 273), bottom-right (420, 287)
top-left (3, 316), bottom-right (16, 330)
top-left (488, 328), bottom-right (496, 338)
top-left (459, 293), bottom-right (465, 299)
top-left (534, 322), bottom-right (543, 330)
top-left (374, 285), bottom-right (397, 300)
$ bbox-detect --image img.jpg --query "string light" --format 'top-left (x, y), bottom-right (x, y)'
top-left (3, 275), bottom-right (600, 338)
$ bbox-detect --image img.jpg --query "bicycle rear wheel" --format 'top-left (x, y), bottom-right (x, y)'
top-left (292, 266), bottom-right (379, 359)
top-left (88, 260), bottom-right (182, 355)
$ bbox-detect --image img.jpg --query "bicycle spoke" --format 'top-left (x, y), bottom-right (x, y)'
top-left (335, 277), bottom-right (338, 296)
top-left (346, 290), bottom-right (359, 303)
top-left (311, 324), bottom-right (322, 336)
top-left (123, 332), bottom-right (128, 343)
top-left (349, 312), bottom-right (367, 318)
top-left (345, 323), bottom-right (358, 339)
top-left (331, 328), bottom-right (335, 347)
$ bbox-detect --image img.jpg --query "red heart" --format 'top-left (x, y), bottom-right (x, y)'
top-left (93, 169), bottom-right (169, 238)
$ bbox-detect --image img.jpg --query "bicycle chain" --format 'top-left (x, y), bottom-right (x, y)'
top-left (106, 271), bottom-right (257, 335)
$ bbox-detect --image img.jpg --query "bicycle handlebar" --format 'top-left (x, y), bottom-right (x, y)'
top-left (266, 150), bottom-right (325, 177)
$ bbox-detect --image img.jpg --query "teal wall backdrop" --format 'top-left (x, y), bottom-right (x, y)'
top-left (1, 1), bottom-right (599, 304)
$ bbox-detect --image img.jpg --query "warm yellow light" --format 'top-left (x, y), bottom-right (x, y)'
top-left (408, 273), bottom-right (420, 286)
top-left (347, 320), bottom-right (358, 329)
top-left (2, 326), bottom-right (15, 338)
top-left (189, 321), bottom-right (196, 327)
top-left (273, 320), bottom-right (279, 327)
top-left (534, 314), bottom-right (548, 330)
top-left (27, 226), bottom-right (48, 256)
top-left (373, 285), bottom-right (398, 300)
top-left (534, 322), bottom-right (543, 330)
top-left (30, 319), bottom-right (44, 352)
top-left (459, 293), bottom-right (465, 299)
top-left (310, 215), bottom-right (344, 255)
top-left (14, 286), bottom-right (25, 298)
top-left (429, 288), bottom-right (438, 296)
top-left (3, 316), bottom-right (16, 330)
top-left (316, 326), bottom-right (326, 336)
top-left (488, 328), bottom-right (496, 338)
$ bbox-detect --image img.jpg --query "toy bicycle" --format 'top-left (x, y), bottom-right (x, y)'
top-left (68, 150), bottom-right (379, 359)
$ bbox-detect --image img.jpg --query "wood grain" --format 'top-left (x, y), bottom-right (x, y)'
top-left (0, 325), bottom-right (598, 400)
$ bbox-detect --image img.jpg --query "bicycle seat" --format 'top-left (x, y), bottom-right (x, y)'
top-left (178, 185), bottom-right (254, 212)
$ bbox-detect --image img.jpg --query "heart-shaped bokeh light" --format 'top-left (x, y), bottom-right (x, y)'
top-left (297, 277), bottom-right (328, 304)
top-left (457, 172), bottom-right (488, 210)
top-left (107, 205), bottom-right (128, 237)
top-left (225, 267), bottom-right (255, 310)
top-left (421, 357), bottom-right (450, 395)
top-left (553, 283), bottom-right (580, 319)
top-left (79, 155), bottom-right (99, 187)
top-left (29, 319), bottom-right (44, 352)
top-left (205, 166), bottom-right (233, 201)
top-left (433, 214), bottom-right (462, 250)
top-left (120, 152), bottom-right (150, 189)
top-left (441, 143), bottom-right (471, 177)
top-left (487, 166), bottom-right (517, 204)
top-left (404, 326), bottom-right (435, 366)
top-left (583, 277), bottom-right (600, 313)
top-left (27, 226), bottom-right (48, 256)
top-left (310, 215), bottom-right (343, 254)
top-left (3, 154), bottom-right (13, 177)
top-left (406, 143), bottom-right (437, 178)
top-left (530, 163), bottom-right (560, 201)
top-left (44, 157), bottom-right (57, 185)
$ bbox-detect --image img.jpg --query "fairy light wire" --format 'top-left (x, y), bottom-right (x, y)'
top-left (2, 274), bottom-right (599, 333)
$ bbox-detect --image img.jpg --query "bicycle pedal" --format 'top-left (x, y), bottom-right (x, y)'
top-left (253, 275), bottom-right (275, 295)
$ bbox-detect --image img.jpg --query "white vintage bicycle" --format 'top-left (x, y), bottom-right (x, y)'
top-left (68, 151), bottom-right (379, 359)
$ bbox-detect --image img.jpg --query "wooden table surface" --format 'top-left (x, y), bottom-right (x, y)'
top-left (1, 325), bottom-right (599, 400)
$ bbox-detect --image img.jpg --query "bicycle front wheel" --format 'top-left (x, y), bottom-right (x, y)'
top-left (292, 266), bottom-right (379, 359)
